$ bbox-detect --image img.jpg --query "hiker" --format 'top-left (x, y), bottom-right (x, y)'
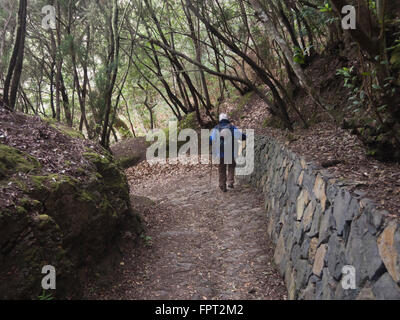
top-left (209, 113), bottom-right (246, 192)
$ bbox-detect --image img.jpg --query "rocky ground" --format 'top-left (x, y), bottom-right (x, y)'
top-left (83, 158), bottom-right (287, 300)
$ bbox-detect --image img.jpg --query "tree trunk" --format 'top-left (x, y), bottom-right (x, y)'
top-left (250, 0), bottom-right (333, 120)
top-left (100, 0), bottom-right (119, 147)
top-left (3, 0), bottom-right (27, 110)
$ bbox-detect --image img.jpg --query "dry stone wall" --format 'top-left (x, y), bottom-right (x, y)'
top-left (240, 135), bottom-right (400, 300)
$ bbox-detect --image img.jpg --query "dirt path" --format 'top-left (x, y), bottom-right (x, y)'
top-left (84, 159), bottom-right (286, 300)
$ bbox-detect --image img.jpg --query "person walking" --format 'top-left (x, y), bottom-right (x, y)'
top-left (209, 113), bottom-right (246, 192)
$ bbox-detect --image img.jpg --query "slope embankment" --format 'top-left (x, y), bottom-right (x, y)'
top-left (0, 106), bottom-right (141, 299)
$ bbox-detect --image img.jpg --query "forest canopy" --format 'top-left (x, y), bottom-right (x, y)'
top-left (1, 0), bottom-right (400, 160)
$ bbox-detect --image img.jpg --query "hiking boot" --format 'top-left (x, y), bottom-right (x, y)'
top-left (227, 183), bottom-right (234, 189)
top-left (219, 186), bottom-right (227, 193)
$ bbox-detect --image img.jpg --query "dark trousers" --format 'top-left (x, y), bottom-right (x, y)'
top-left (218, 158), bottom-right (236, 188)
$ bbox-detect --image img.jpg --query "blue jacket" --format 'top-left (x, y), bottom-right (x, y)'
top-left (209, 119), bottom-right (246, 159)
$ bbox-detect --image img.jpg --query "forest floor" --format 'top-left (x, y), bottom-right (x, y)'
top-left (83, 158), bottom-right (286, 300)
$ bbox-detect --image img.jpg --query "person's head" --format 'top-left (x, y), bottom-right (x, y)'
top-left (219, 113), bottom-right (229, 122)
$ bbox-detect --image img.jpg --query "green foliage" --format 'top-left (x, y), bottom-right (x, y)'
top-left (317, 2), bottom-right (338, 25)
top-left (38, 290), bottom-right (55, 301)
top-left (337, 64), bottom-right (397, 119)
top-left (337, 60), bottom-right (400, 161)
top-left (368, 0), bottom-right (376, 11)
top-left (140, 233), bottom-right (153, 247)
top-left (387, 36), bottom-right (400, 71)
top-left (293, 47), bottom-right (306, 65)
top-left (118, 126), bottom-right (133, 139)
top-left (336, 67), bottom-right (356, 87)
top-left (0, 144), bottom-right (41, 181)
top-left (318, 3), bottom-right (332, 13)
top-left (337, 66), bottom-right (366, 117)
top-left (390, 49), bottom-right (400, 70)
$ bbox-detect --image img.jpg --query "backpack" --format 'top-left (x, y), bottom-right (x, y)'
top-left (218, 123), bottom-right (234, 160)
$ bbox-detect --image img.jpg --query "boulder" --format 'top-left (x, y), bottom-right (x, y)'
top-left (0, 111), bottom-right (142, 299)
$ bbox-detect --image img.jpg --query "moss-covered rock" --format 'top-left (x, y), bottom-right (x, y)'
top-left (0, 144), bottom-right (40, 181)
top-left (118, 155), bottom-right (142, 169)
top-left (111, 136), bottom-right (149, 169)
top-left (41, 117), bottom-right (85, 139)
top-left (56, 124), bottom-right (85, 139)
top-left (0, 142), bottom-right (141, 299)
